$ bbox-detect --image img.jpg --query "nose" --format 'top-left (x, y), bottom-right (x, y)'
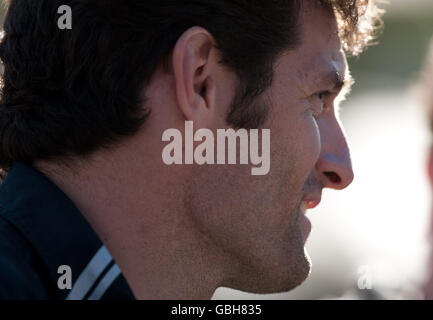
top-left (315, 118), bottom-right (354, 190)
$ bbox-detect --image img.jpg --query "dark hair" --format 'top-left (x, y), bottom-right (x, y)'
top-left (0, 0), bottom-right (382, 169)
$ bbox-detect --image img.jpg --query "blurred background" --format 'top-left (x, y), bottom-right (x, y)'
top-left (214, 0), bottom-right (433, 299)
top-left (1, 0), bottom-right (433, 300)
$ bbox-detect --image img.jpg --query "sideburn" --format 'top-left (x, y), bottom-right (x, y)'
top-left (226, 67), bottom-right (274, 129)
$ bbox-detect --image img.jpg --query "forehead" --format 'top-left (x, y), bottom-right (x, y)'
top-left (269, 2), bottom-right (349, 100)
top-left (294, 1), bottom-right (347, 83)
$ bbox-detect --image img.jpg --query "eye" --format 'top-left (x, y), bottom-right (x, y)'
top-left (311, 90), bottom-right (333, 118)
top-left (309, 92), bottom-right (327, 118)
top-left (318, 90), bottom-right (332, 101)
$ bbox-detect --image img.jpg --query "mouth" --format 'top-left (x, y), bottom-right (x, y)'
top-left (299, 194), bottom-right (321, 242)
top-left (301, 194), bottom-right (322, 211)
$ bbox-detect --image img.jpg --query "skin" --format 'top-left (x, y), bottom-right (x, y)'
top-left (38, 1), bottom-right (354, 299)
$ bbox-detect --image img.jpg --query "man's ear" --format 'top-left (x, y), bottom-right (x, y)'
top-left (172, 26), bottom-right (217, 127)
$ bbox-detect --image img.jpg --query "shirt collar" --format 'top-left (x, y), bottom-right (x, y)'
top-left (0, 162), bottom-right (122, 299)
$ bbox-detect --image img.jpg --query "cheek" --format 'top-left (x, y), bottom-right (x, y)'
top-left (305, 115), bottom-right (322, 160)
top-left (267, 111), bottom-right (322, 208)
top-left (268, 104), bottom-right (322, 176)
top-left (293, 112), bottom-right (321, 168)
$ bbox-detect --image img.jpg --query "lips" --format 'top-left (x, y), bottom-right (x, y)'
top-left (299, 192), bottom-right (321, 242)
top-left (301, 193), bottom-right (322, 210)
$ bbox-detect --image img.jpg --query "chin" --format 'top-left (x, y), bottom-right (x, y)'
top-left (228, 247), bottom-right (312, 294)
top-left (263, 250), bottom-right (312, 293)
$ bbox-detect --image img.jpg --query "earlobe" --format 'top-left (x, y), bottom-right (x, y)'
top-left (172, 27), bottom-right (216, 126)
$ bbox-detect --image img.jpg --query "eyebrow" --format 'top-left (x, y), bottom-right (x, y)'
top-left (314, 69), bottom-right (354, 105)
top-left (321, 69), bottom-right (353, 93)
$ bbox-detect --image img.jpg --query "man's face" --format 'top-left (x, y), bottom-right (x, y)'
top-left (188, 3), bottom-right (354, 293)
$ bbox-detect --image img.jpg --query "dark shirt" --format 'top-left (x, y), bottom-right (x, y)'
top-left (0, 163), bottom-right (135, 300)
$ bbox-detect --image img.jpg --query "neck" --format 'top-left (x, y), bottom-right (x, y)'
top-left (36, 138), bottom-right (227, 299)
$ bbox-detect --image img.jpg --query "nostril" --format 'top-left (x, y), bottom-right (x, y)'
top-left (324, 171), bottom-right (341, 184)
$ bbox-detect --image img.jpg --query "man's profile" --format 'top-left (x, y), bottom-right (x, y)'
top-left (0, 0), bottom-right (381, 299)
